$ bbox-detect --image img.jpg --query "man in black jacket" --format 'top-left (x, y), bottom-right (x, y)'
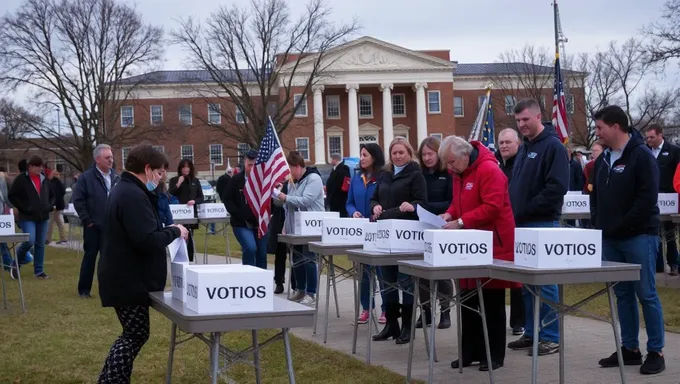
top-left (591, 105), bottom-right (666, 375)
top-left (46, 168), bottom-right (67, 244)
top-left (8, 155), bottom-right (55, 280)
top-left (326, 154), bottom-right (350, 217)
top-left (216, 167), bottom-right (233, 204)
top-left (507, 99), bottom-right (569, 356)
top-left (645, 124), bottom-right (680, 275)
top-left (72, 144), bottom-right (120, 298)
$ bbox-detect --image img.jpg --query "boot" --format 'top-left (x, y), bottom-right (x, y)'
top-left (438, 308), bottom-right (451, 329)
top-left (416, 305), bottom-right (432, 329)
top-left (396, 303), bottom-right (413, 345)
top-left (373, 303), bottom-right (401, 341)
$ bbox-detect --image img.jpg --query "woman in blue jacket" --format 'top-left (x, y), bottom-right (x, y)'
top-left (155, 164), bottom-right (174, 227)
top-left (346, 143), bottom-right (387, 325)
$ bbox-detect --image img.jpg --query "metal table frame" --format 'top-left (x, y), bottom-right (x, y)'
top-left (0, 233), bottom-right (29, 313)
top-left (62, 212), bottom-right (82, 255)
top-left (197, 217), bottom-right (232, 264)
top-left (150, 291), bottom-right (315, 384)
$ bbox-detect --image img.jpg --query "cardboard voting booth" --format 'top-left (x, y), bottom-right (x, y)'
top-left (562, 194), bottom-right (590, 214)
top-left (514, 227), bottom-right (602, 269)
top-left (293, 211), bottom-right (339, 235)
top-left (363, 222), bottom-right (379, 251)
top-left (376, 219), bottom-right (437, 253)
top-left (321, 218), bottom-right (369, 245)
top-left (658, 193), bottom-right (679, 215)
top-left (423, 229), bottom-right (493, 267)
top-left (185, 264), bottom-right (274, 314)
top-left (197, 203), bottom-right (228, 219)
top-left (168, 238), bottom-right (190, 301)
top-left (0, 213), bottom-right (15, 235)
top-left (170, 204), bottom-right (194, 220)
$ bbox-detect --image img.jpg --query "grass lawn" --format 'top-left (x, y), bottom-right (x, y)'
top-left (0, 246), bottom-right (413, 384)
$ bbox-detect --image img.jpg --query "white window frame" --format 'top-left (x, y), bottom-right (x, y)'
top-left (179, 104), bottom-right (192, 125)
top-left (121, 106), bottom-right (134, 127)
top-left (567, 94), bottom-right (575, 114)
top-left (295, 137), bottom-right (310, 161)
top-left (237, 143), bottom-right (250, 164)
top-left (359, 135), bottom-right (378, 144)
top-left (150, 105), bottom-right (163, 125)
top-left (121, 147), bottom-right (131, 169)
top-left (327, 134), bottom-right (343, 162)
top-left (293, 94), bottom-right (308, 117)
top-left (430, 133), bottom-right (443, 142)
top-left (209, 144), bottom-right (223, 166)
top-left (180, 144), bottom-right (194, 162)
top-left (359, 94), bottom-right (373, 118)
top-left (152, 145), bottom-right (165, 154)
top-left (504, 95), bottom-right (516, 115)
top-left (392, 93), bottom-right (406, 117)
top-left (427, 91), bottom-right (441, 114)
top-left (236, 106), bottom-right (246, 124)
top-left (208, 103), bottom-right (222, 125)
top-left (453, 96), bottom-right (464, 117)
top-left (325, 95), bottom-right (340, 119)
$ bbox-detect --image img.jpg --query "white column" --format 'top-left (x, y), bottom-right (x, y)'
top-left (380, 83), bottom-right (394, 154)
top-left (414, 82), bottom-right (428, 145)
top-left (346, 84), bottom-right (360, 158)
top-left (312, 84), bottom-right (325, 164)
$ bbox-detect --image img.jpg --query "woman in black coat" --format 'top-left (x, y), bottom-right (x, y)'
top-left (370, 137), bottom-right (427, 345)
top-left (98, 146), bottom-right (188, 383)
top-left (168, 159), bottom-right (204, 261)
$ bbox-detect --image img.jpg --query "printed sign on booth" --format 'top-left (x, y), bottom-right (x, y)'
top-left (197, 203), bottom-right (228, 219)
top-left (170, 204), bottom-right (194, 220)
top-left (294, 211), bottom-right (339, 235)
top-left (657, 193), bottom-right (678, 215)
top-left (0, 214), bottom-right (15, 235)
top-left (562, 194), bottom-right (590, 214)
top-left (424, 229), bottom-right (493, 267)
top-left (514, 227), bottom-right (602, 269)
top-left (363, 222), bottom-right (379, 251)
top-left (322, 218), bottom-right (369, 245)
top-left (376, 219), bottom-right (437, 253)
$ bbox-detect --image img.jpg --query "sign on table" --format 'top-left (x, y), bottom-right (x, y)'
top-left (293, 211), bottom-right (339, 235)
top-left (64, 203), bottom-right (78, 216)
top-left (185, 264), bottom-right (274, 313)
top-left (322, 218), bottom-right (369, 245)
top-left (0, 214), bottom-right (15, 235)
top-left (376, 219), bottom-right (437, 253)
top-left (514, 228), bottom-right (602, 269)
top-left (562, 194), bottom-right (590, 214)
top-left (363, 222), bottom-right (379, 251)
top-left (168, 238), bottom-right (190, 301)
top-left (424, 229), bottom-right (493, 266)
top-left (170, 204), bottom-right (194, 220)
top-left (197, 203), bottom-right (228, 219)
top-left (657, 193), bottom-right (678, 215)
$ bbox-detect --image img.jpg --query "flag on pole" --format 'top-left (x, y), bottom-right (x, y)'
top-left (244, 117), bottom-right (291, 238)
top-left (481, 95), bottom-right (496, 151)
top-left (552, 53), bottom-right (569, 144)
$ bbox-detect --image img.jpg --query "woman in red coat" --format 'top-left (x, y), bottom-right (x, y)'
top-left (439, 136), bottom-right (519, 371)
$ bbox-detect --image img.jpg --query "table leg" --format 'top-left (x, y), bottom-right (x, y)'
top-left (607, 283), bottom-right (627, 384)
top-left (283, 328), bottom-right (296, 384)
top-left (531, 286), bottom-right (540, 384)
top-left (330, 257), bottom-right (340, 318)
top-left (313, 255), bottom-right (323, 335)
top-left (455, 279), bottom-right (463, 374)
top-left (428, 280), bottom-right (438, 383)
top-left (203, 225), bottom-right (209, 265)
top-left (224, 223), bottom-right (231, 264)
top-left (210, 332), bottom-right (221, 384)
top-left (1, 255), bottom-right (7, 310)
top-left (287, 245), bottom-right (294, 300)
top-left (366, 269), bottom-right (375, 364)
top-left (407, 277), bottom-right (419, 382)
top-left (166, 323), bottom-right (177, 384)
top-left (476, 280), bottom-right (494, 384)
top-left (252, 330), bottom-right (261, 384)
top-left (421, 301), bottom-right (430, 359)
top-left (352, 262), bottom-right (361, 354)
top-left (324, 255), bottom-right (332, 344)
top-left (558, 284), bottom-right (565, 384)
top-left (13, 243), bottom-right (26, 313)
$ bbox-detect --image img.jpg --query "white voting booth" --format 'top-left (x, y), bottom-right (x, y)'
top-left (424, 229), bottom-right (493, 267)
top-left (514, 227), bottom-right (602, 269)
top-left (294, 211), bottom-right (339, 235)
top-left (169, 238), bottom-right (190, 301)
top-left (169, 204), bottom-right (194, 220)
top-left (0, 212), bottom-right (15, 235)
top-left (376, 219), bottom-right (438, 253)
top-left (197, 203), bottom-right (228, 219)
top-left (363, 222), bottom-right (379, 251)
top-left (186, 265), bottom-right (274, 313)
top-left (658, 193), bottom-right (679, 215)
top-left (562, 194), bottom-right (590, 214)
top-left (321, 218), bottom-right (369, 245)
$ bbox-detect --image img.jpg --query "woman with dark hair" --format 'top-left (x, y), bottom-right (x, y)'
top-left (346, 143), bottom-right (388, 324)
top-left (155, 162), bottom-right (174, 227)
top-left (370, 137), bottom-right (427, 344)
top-left (97, 145), bottom-right (188, 382)
top-left (416, 137), bottom-right (454, 330)
top-left (168, 159), bottom-right (204, 261)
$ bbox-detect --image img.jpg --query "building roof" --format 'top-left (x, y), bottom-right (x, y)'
top-left (117, 69), bottom-right (265, 85)
top-left (453, 62), bottom-right (583, 77)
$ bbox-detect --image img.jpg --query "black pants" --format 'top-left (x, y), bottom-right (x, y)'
top-left (657, 221), bottom-right (678, 272)
top-left (274, 241), bottom-right (288, 285)
top-left (187, 230), bottom-right (196, 262)
top-left (78, 226), bottom-right (101, 295)
top-left (509, 288), bottom-right (525, 328)
top-left (99, 306), bottom-right (150, 383)
top-left (418, 279), bottom-right (453, 311)
top-left (460, 288), bottom-right (506, 364)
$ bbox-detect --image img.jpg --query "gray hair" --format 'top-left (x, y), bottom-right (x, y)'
top-left (331, 153), bottom-right (342, 161)
top-left (93, 144), bottom-right (112, 159)
top-left (438, 135), bottom-right (473, 159)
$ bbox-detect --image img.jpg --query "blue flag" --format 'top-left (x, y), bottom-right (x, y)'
top-left (481, 96), bottom-right (495, 151)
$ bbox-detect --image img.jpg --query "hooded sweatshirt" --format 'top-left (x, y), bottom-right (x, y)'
top-left (275, 167), bottom-right (325, 235)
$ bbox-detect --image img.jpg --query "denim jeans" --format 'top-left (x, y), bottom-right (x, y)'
top-left (380, 265), bottom-right (414, 306)
top-left (521, 220), bottom-right (560, 343)
top-left (360, 265), bottom-right (386, 311)
top-left (293, 245), bottom-right (317, 295)
top-left (604, 234), bottom-right (665, 352)
top-left (233, 226), bottom-right (269, 270)
top-left (1, 243), bottom-right (11, 271)
top-left (18, 220), bottom-right (48, 275)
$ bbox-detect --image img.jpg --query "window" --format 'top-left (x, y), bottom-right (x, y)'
top-left (427, 91), bottom-right (441, 114)
top-left (152, 145), bottom-right (165, 154)
top-left (237, 143), bottom-right (250, 164)
top-left (328, 135), bottom-right (342, 159)
top-left (392, 94), bottom-right (406, 117)
top-left (150, 105), bottom-right (163, 125)
top-left (326, 95), bottom-right (340, 119)
top-left (208, 103), bottom-right (221, 124)
top-left (504, 95), bottom-right (516, 114)
top-left (359, 95), bottom-right (373, 118)
top-left (180, 145), bottom-right (194, 162)
top-left (453, 96), bottom-right (464, 117)
top-left (236, 106), bottom-right (246, 124)
top-left (179, 105), bottom-right (192, 125)
top-left (209, 144), bottom-right (223, 165)
top-left (359, 135), bottom-right (378, 144)
top-left (295, 138), bottom-right (310, 160)
top-left (431, 133), bottom-right (443, 142)
top-left (567, 94), bottom-right (574, 114)
top-left (294, 94), bottom-right (307, 117)
top-left (53, 158), bottom-right (66, 173)
top-left (121, 147), bottom-right (131, 168)
top-left (121, 106), bottom-right (134, 127)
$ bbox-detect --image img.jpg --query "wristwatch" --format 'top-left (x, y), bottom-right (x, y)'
top-left (457, 218), bottom-right (464, 228)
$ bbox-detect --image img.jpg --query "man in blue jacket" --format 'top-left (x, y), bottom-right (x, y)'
top-left (507, 99), bottom-right (569, 356)
top-left (591, 105), bottom-right (665, 375)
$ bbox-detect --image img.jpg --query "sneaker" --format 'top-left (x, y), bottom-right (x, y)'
top-left (527, 341), bottom-right (559, 356)
top-left (274, 283), bottom-right (284, 294)
top-left (640, 351), bottom-right (665, 375)
top-left (10, 265), bottom-right (18, 280)
top-left (57, 240), bottom-right (68, 245)
top-left (670, 266), bottom-right (679, 277)
top-left (289, 290), bottom-right (306, 302)
top-left (300, 294), bottom-right (316, 306)
top-left (35, 272), bottom-right (49, 279)
top-left (357, 310), bottom-right (369, 324)
top-left (512, 326), bottom-right (525, 336)
top-left (79, 293), bottom-right (92, 299)
top-left (379, 312), bottom-right (386, 324)
top-left (24, 252), bottom-right (33, 263)
top-left (507, 335), bottom-right (533, 350)
top-left (598, 347), bottom-right (643, 367)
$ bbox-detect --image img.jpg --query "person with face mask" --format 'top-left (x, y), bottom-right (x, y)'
top-left (97, 145), bottom-right (188, 383)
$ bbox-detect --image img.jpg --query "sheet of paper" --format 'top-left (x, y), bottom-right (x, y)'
top-left (417, 204), bottom-right (446, 228)
top-left (168, 237), bottom-right (189, 263)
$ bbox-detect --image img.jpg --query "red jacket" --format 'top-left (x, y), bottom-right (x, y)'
top-left (583, 160), bottom-right (595, 194)
top-left (445, 142), bottom-right (520, 289)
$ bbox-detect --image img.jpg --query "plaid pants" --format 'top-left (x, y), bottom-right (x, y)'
top-left (99, 305), bottom-right (150, 383)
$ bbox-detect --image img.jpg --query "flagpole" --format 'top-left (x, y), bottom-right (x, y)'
top-left (554, 1), bottom-right (560, 57)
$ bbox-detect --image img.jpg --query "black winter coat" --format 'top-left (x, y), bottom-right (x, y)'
top-left (8, 172), bottom-right (55, 222)
top-left (223, 172), bottom-right (258, 228)
top-left (370, 161), bottom-right (427, 220)
top-left (651, 141), bottom-right (680, 193)
top-left (98, 172), bottom-right (181, 307)
top-left (168, 175), bottom-right (204, 229)
top-left (423, 168), bottom-right (453, 215)
top-left (71, 165), bottom-right (120, 228)
top-left (50, 178), bottom-right (66, 211)
top-left (326, 161), bottom-right (351, 216)
top-left (267, 183), bottom-right (288, 254)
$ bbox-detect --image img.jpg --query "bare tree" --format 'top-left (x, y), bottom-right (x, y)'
top-left (172, 0), bottom-right (358, 149)
top-left (0, 0), bottom-right (164, 171)
top-left (643, 0), bottom-right (680, 64)
top-left (630, 88), bottom-right (680, 131)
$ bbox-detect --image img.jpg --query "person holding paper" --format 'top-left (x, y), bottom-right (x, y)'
top-left (273, 151), bottom-right (325, 306)
top-left (98, 145), bottom-right (188, 383)
top-left (439, 136), bottom-right (518, 371)
top-left (415, 136), bottom-right (453, 330)
top-left (370, 137), bottom-right (427, 344)
top-left (346, 143), bottom-right (388, 325)
top-left (168, 159), bottom-right (204, 262)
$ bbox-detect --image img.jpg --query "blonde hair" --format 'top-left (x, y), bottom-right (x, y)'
top-left (386, 137), bottom-right (415, 170)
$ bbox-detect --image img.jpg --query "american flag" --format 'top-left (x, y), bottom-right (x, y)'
top-left (552, 52), bottom-right (569, 144)
top-left (244, 117), bottom-right (291, 238)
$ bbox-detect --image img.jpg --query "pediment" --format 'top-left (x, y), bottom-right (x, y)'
top-left (359, 122), bottom-right (381, 132)
top-left (394, 124), bottom-right (411, 132)
top-left (326, 125), bottom-right (344, 133)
